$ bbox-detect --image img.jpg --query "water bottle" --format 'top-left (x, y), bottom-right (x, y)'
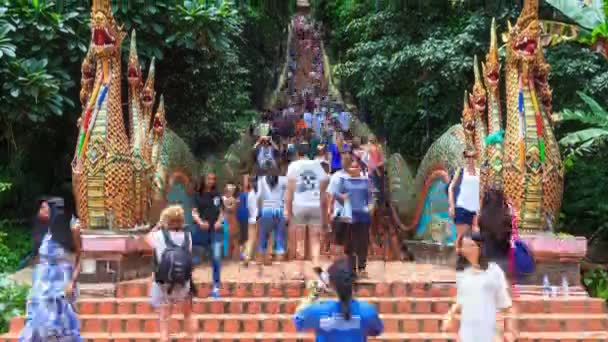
top-left (542, 274), bottom-right (551, 299)
top-left (561, 274), bottom-right (570, 297)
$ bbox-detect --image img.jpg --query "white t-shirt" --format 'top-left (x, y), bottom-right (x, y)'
top-left (287, 159), bottom-right (329, 211)
top-left (257, 176), bottom-right (287, 208)
top-left (150, 229), bottom-right (193, 261)
top-left (247, 189), bottom-right (258, 224)
top-left (456, 262), bottom-right (512, 341)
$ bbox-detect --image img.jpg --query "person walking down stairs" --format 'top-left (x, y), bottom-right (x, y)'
top-left (19, 198), bottom-right (83, 342)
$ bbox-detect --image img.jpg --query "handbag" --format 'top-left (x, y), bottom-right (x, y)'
top-left (508, 203), bottom-right (535, 284)
top-left (339, 178), bottom-right (353, 223)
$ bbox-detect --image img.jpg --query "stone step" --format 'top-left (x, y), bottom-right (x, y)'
top-left (112, 281), bottom-right (587, 299)
top-left (73, 296), bottom-right (607, 315)
top-left (8, 313), bottom-right (608, 334)
top-left (2, 331), bottom-right (608, 342)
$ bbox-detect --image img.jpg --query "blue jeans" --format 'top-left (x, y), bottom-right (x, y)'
top-left (258, 207), bottom-right (286, 255)
top-left (192, 237), bottom-right (222, 286)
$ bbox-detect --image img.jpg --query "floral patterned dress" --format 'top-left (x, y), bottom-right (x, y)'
top-left (19, 232), bottom-right (81, 342)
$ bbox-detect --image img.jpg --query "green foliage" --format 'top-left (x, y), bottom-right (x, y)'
top-left (0, 0), bottom-right (292, 217)
top-left (558, 92), bottom-right (608, 156)
top-left (0, 275), bottom-right (29, 333)
top-left (583, 268), bottom-right (608, 303)
top-left (0, 220), bottom-right (32, 274)
top-left (559, 151), bottom-right (608, 237)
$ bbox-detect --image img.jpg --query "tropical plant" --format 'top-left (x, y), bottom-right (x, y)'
top-left (0, 275), bottom-right (29, 333)
top-left (558, 91), bottom-right (608, 156)
top-left (544, 0), bottom-right (608, 57)
top-left (583, 268), bottom-right (608, 303)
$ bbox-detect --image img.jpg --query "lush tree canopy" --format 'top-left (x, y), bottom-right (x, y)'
top-left (0, 0), bottom-right (294, 217)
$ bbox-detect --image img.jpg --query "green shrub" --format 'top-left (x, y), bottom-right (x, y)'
top-left (583, 268), bottom-right (608, 304)
top-left (0, 275), bottom-right (29, 333)
top-left (0, 220), bottom-right (32, 274)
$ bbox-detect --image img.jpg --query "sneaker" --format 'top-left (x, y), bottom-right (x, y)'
top-left (211, 285), bottom-right (220, 299)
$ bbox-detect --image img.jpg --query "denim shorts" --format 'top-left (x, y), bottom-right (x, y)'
top-left (454, 207), bottom-right (476, 225)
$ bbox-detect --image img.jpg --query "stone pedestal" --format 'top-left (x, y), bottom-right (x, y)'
top-left (78, 231), bottom-right (153, 284)
top-left (403, 233), bottom-right (587, 286)
top-left (519, 233), bottom-right (587, 286)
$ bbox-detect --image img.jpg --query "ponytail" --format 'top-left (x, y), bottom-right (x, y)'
top-left (339, 294), bottom-right (352, 320)
top-left (334, 278), bottom-right (353, 320)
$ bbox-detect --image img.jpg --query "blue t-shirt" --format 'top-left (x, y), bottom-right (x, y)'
top-left (294, 299), bottom-right (383, 342)
top-left (236, 192), bottom-right (249, 222)
top-left (337, 176), bottom-right (372, 223)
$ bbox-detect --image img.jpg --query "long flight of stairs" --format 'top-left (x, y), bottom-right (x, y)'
top-left (3, 279), bottom-right (607, 341)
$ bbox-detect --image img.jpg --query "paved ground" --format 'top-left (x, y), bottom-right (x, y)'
top-left (189, 260), bottom-right (457, 283)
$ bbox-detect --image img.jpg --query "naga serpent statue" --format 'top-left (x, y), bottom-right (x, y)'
top-left (72, 0), bottom-right (198, 229)
top-left (388, 0), bottom-right (563, 242)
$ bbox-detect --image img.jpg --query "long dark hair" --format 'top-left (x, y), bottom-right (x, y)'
top-left (33, 197), bottom-right (76, 254)
top-left (32, 198), bottom-right (51, 255)
top-left (197, 172), bottom-right (217, 193)
top-left (328, 258), bottom-right (354, 320)
top-left (479, 188), bottom-right (511, 253)
top-left (266, 175), bottom-right (279, 189)
top-left (250, 175), bottom-right (259, 194)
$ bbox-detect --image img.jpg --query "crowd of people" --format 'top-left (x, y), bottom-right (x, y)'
top-left (17, 12), bottom-right (519, 342)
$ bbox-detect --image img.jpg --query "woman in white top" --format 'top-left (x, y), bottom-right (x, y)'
top-left (242, 175), bottom-right (259, 266)
top-left (443, 231), bottom-right (516, 342)
top-left (448, 150), bottom-right (480, 242)
top-left (257, 173), bottom-right (288, 263)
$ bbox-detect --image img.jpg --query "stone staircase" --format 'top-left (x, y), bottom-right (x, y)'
top-left (2, 279), bottom-right (607, 341)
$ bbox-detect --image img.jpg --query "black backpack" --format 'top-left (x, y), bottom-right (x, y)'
top-left (154, 230), bottom-right (193, 294)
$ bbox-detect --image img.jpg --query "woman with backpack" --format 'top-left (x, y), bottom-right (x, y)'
top-left (443, 231), bottom-right (517, 341)
top-left (293, 258), bottom-right (384, 341)
top-left (145, 205), bottom-right (196, 342)
top-left (19, 197), bottom-right (83, 342)
top-left (448, 150), bottom-right (480, 242)
top-left (257, 171), bottom-right (288, 264)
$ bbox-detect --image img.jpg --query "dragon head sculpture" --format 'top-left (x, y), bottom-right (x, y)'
top-left (482, 18), bottom-right (501, 91)
top-left (469, 55), bottom-right (487, 114)
top-left (506, 0), bottom-right (541, 65)
top-left (142, 58), bottom-right (156, 109)
top-left (90, 0), bottom-right (125, 59)
top-left (152, 95), bottom-right (166, 138)
top-left (127, 30), bottom-right (142, 88)
top-left (461, 91), bottom-right (477, 157)
top-left (533, 44), bottom-right (553, 113)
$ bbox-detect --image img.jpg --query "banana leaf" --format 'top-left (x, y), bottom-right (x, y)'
top-left (539, 20), bottom-right (582, 46)
top-left (559, 92), bottom-right (608, 128)
top-left (545, 0), bottom-right (605, 30)
top-left (559, 128), bottom-right (608, 155)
